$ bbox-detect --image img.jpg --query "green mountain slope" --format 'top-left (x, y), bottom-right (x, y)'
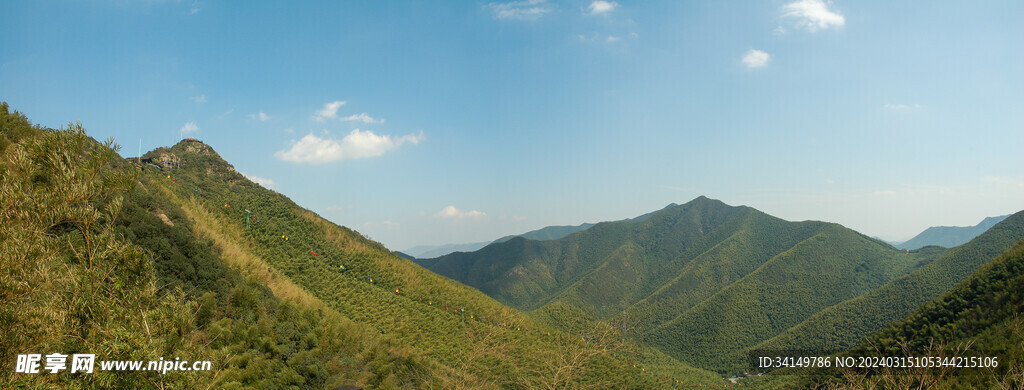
top-left (142, 138), bottom-right (722, 387)
top-left (422, 196), bottom-right (949, 374)
top-left (803, 238), bottom-right (1024, 389)
top-left (492, 223), bottom-right (597, 244)
top-left (756, 211), bottom-right (1024, 361)
top-left (425, 197), bottom-right (776, 314)
top-left (898, 215), bottom-right (1010, 250)
top-left (0, 107), bottom-right (423, 388)
top-left (643, 223), bottom-right (930, 373)
top-left (0, 104), bottom-right (722, 388)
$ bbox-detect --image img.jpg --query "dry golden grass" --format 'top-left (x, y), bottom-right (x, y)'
top-left (156, 184), bottom-right (355, 326)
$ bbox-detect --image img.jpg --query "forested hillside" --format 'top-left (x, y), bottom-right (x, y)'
top-left (422, 197), bottom-right (972, 374)
top-left (757, 211), bottom-right (1024, 359)
top-left (1, 104), bottom-right (419, 388)
top-left (799, 238), bottom-right (1024, 389)
top-left (0, 104), bottom-right (724, 388)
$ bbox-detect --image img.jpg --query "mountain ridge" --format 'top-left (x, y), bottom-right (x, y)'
top-left (896, 214), bottom-right (1010, 250)
top-left (419, 195), bottom-right (962, 374)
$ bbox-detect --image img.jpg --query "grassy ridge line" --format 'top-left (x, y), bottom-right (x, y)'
top-left (212, 192), bottom-right (716, 388)
top-left (298, 207), bottom-right (525, 321)
top-left (155, 177), bottom-right (492, 387)
top-left (160, 182), bottom-right (342, 322)
top-left (155, 142), bottom-right (722, 387)
top-left (273, 190), bottom-right (725, 387)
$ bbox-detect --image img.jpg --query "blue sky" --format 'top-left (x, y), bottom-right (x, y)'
top-left (3, 1), bottom-right (1022, 250)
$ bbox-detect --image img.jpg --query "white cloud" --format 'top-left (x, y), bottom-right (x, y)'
top-left (250, 111), bottom-right (270, 121)
top-left (342, 113), bottom-right (383, 124)
top-left (191, 94), bottom-right (206, 103)
top-left (487, 0), bottom-right (551, 20)
top-left (312, 100), bottom-right (347, 122)
top-left (242, 173), bottom-right (277, 189)
top-left (883, 103), bottom-right (923, 111)
top-left (587, 0), bottom-right (618, 15)
top-left (275, 129), bottom-right (424, 164)
top-left (364, 220), bottom-right (401, 230)
top-left (180, 121), bottom-right (199, 134)
top-left (782, 0), bottom-right (845, 32)
top-left (742, 49), bottom-right (771, 68)
top-left (577, 32), bottom-right (626, 43)
top-left (434, 205), bottom-right (487, 219)
top-left (189, 0), bottom-right (201, 14)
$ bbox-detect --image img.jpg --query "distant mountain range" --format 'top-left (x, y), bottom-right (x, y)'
top-left (894, 215), bottom-right (1010, 250)
top-left (402, 241), bottom-right (492, 259)
top-left (402, 222), bottom-right (597, 259)
top-left (418, 196), bottom-right (1024, 374)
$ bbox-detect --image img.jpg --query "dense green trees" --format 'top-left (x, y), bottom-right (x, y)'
top-left (143, 137), bottom-right (722, 387)
top-left (422, 195), bottom-right (960, 375)
top-left (1, 115), bottom-right (205, 388)
top-left (799, 239), bottom-right (1024, 389)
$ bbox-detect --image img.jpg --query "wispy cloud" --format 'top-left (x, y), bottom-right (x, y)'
top-left (180, 121), bottom-right (199, 134)
top-left (191, 94), bottom-right (206, 103)
top-left (342, 113), bottom-right (384, 124)
top-left (364, 220), bottom-right (401, 230)
top-left (434, 205), bottom-right (487, 219)
top-left (275, 129), bottom-right (424, 164)
top-left (782, 0), bottom-right (845, 32)
top-left (312, 100), bottom-right (347, 122)
top-left (587, 0), bottom-right (617, 15)
top-left (487, 0), bottom-right (551, 20)
top-left (577, 32), bottom-right (630, 43)
top-left (250, 111), bottom-right (270, 121)
top-left (189, 0), bottom-right (201, 14)
top-left (242, 172), bottom-right (276, 189)
top-left (742, 49), bottom-right (771, 68)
